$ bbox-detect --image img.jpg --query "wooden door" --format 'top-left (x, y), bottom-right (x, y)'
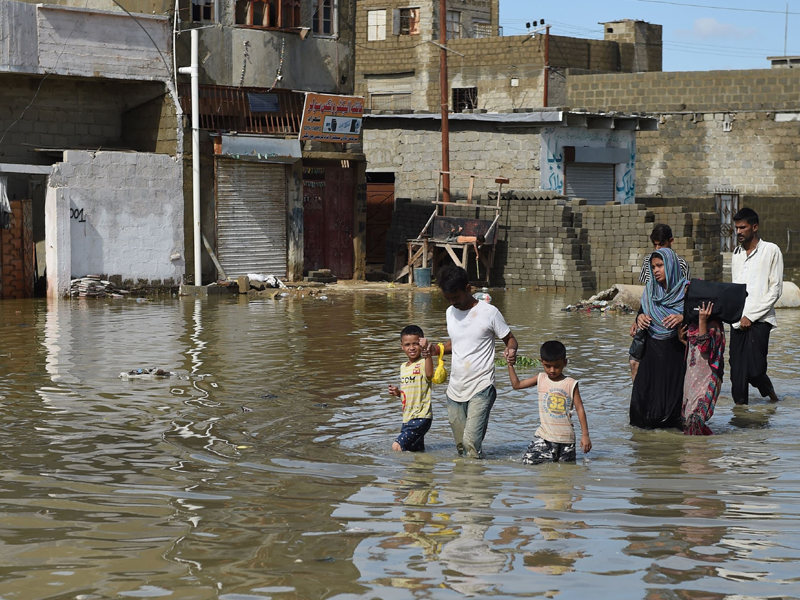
top-left (303, 164), bottom-right (354, 278)
top-left (366, 183), bottom-right (394, 264)
top-left (324, 166), bottom-right (354, 279)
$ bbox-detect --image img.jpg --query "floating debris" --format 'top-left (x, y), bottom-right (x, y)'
top-left (261, 393), bottom-right (278, 399)
top-left (70, 276), bottom-right (130, 298)
top-left (562, 299), bottom-right (635, 314)
top-left (120, 368), bottom-right (175, 380)
top-left (495, 355), bottom-right (540, 368)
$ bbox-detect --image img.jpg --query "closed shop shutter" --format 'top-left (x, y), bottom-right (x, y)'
top-left (565, 163), bottom-right (615, 205)
top-left (216, 158), bottom-right (287, 278)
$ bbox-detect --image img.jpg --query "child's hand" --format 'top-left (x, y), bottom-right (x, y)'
top-left (678, 324), bottom-right (688, 343)
top-left (503, 346), bottom-right (517, 365)
top-left (698, 301), bottom-right (713, 323)
top-left (581, 434), bottom-right (592, 454)
top-left (388, 385), bottom-right (401, 397)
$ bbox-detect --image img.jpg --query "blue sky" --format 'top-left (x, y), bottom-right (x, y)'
top-left (498, 0), bottom-right (800, 71)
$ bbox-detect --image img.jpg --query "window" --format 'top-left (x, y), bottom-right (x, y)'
top-left (235, 0), bottom-right (300, 29)
top-left (370, 93), bottom-right (412, 111)
top-left (367, 9), bottom-right (386, 41)
top-left (313, 0), bottom-right (338, 36)
top-left (393, 8), bottom-right (420, 36)
top-left (191, 0), bottom-right (213, 22)
top-left (473, 20), bottom-right (491, 38)
top-left (446, 10), bottom-right (461, 40)
top-left (452, 87), bottom-right (477, 113)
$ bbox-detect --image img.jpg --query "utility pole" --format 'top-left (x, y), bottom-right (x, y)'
top-left (785, 3), bottom-right (789, 57)
top-left (543, 25), bottom-right (551, 108)
top-left (439, 0), bottom-right (450, 203)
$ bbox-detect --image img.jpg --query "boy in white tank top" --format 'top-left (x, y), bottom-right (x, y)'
top-left (508, 341), bottom-right (592, 464)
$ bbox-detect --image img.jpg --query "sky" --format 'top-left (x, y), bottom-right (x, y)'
top-left (498, 0), bottom-right (800, 71)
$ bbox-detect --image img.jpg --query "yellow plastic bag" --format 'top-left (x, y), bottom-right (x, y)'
top-left (431, 343), bottom-right (448, 384)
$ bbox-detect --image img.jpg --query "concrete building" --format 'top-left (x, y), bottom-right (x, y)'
top-left (354, 3), bottom-right (662, 113)
top-left (566, 66), bottom-right (800, 268)
top-left (173, 0), bottom-right (366, 283)
top-left (0, 0), bottom-right (183, 299)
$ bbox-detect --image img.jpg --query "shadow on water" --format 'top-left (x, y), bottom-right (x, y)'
top-left (0, 290), bottom-right (799, 599)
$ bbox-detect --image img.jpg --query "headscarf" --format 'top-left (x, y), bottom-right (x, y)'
top-left (640, 248), bottom-right (688, 340)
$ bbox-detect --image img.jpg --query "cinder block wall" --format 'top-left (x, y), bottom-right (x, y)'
top-left (384, 192), bottom-right (721, 289)
top-left (47, 150), bottom-right (185, 288)
top-left (639, 195), bottom-right (800, 269)
top-left (364, 121), bottom-right (540, 199)
top-left (568, 69), bottom-right (800, 113)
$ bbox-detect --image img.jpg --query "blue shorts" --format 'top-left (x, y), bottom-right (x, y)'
top-left (396, 418), bottom-right (432, 452)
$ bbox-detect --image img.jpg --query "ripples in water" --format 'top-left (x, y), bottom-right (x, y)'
top-left (1, 291), bottom-right (799, 599)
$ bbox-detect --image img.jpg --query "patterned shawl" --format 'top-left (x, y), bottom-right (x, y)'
top-left (640, 248), bottom-right (688, 340)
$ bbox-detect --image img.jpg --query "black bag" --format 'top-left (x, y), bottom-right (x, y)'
top-left (629, 328), bottom-right (647, 360)
top-left (684, 279), bottom-right (748, 324)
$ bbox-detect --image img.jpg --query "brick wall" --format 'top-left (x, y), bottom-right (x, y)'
top-left (567, 68), bottom-right (800, 113)
top-left (364, 121), bottom-right (540, 199)
top-left (0, 75), bottom-right (171, 164)
top-left (384, 193), bottom-right (721, 289)
top-left (0, 199), bottom-right (34, 299)
top-left (356, 0), bottom-right (641, 113)
top-left (121, 92), bottom-right (179, 155)
top-left (48, 150), bottom-right (184, 287)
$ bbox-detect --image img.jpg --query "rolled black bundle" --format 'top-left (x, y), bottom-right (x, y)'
top-left (684, 279), bottom-right (748, 324)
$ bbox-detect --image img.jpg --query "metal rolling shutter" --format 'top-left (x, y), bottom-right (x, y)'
top-left (565, 163), bottom-right (615, 205)
top-left (216, 158), bottom-right (287, 277)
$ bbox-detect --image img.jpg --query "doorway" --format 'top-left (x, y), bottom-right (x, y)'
top-left (303, 162), bottom-right (355, 279)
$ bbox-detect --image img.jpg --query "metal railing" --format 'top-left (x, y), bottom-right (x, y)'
top-left (178, 84), bottom-right (305, 134)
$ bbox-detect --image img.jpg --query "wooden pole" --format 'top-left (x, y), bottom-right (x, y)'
top-left (439, 0), bottom-right (451, 204)
top-left (543, 25), bottom-right (550, 108)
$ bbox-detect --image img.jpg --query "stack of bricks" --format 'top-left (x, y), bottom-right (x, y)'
top-left (0, 199), bottom-right (34, 299)
top-left (473, 193), bottom-right (595, 290)
top-left (571, 202), bottom-right (654, 289)
top-left (382, 193), bottom-right (723, 290)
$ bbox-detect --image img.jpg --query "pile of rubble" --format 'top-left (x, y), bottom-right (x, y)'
top-left (562, 284), bottom-right (643, 315)
top-left (304, 269), bottom-right (337, 284)
top-left (70, 276), bottom-right (130, 298)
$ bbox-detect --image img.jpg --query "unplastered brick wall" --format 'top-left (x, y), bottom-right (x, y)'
top-left (567, 68), bottom-right (800, 114)
top-left (363, 121), bottom-right (540, 200)
top-left (48, 150), bottom-right (184, 288)
top-left (384, 192), bottom-right (721, 289)
top-left (0, 75), bottom-right (170, 165)
top-left (383, 193), bottom-right (594, 289)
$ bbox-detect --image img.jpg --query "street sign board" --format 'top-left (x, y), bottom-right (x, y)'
top-left (299, 93), bottom-right (364, 143)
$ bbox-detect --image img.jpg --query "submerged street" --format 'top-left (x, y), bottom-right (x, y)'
top-left (1, 290), bottom-right (799, 599)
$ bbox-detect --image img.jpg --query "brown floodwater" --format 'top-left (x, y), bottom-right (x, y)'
top-left (1, 290), bottom-right (799, 600)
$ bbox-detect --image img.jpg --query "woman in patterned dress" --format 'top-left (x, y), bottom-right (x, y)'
top-left (680, 301), bottom-right (725, 435)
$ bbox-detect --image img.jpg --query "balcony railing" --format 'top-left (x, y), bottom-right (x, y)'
top-left (178, 84), bottom-right (305, 135)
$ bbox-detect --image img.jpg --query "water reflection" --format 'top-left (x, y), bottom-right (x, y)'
top-left (0, 291), bottom-right (798, 598)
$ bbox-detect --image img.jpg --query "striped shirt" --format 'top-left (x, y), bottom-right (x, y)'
top-left (639, 252), bottom-right (690, 285)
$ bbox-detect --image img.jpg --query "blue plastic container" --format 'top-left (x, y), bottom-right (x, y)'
top-left (414, 267), bottom-right (432, 288)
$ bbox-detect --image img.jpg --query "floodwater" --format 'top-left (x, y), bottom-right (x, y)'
top-left (1, 290), bottom-right (800, 600)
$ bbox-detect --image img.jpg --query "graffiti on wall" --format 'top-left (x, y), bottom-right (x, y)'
top-left (540, 128), bottom-right (636, 203)
top-left (615, 141), bottom-right (637, 204)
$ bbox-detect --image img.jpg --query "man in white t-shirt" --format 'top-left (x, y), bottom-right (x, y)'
top-left (425, 266), bottom-right (518, 459)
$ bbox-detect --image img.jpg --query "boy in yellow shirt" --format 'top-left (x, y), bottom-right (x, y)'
top-left (388, 325), bottom-right (434, 452)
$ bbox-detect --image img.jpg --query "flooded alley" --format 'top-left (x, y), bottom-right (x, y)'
top-left (1, 290), bottom-right (799, 599)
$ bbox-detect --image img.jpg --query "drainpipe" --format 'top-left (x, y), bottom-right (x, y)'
top-left (179, 29), bottom-right (202, 286)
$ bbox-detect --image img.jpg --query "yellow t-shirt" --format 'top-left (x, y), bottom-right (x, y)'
top-left (400, 359), bottom-right (433, 422)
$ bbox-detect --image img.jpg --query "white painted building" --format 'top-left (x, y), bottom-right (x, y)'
top-left (0, 0), bottom-right (183, 298)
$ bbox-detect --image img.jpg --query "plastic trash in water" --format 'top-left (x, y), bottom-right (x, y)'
top-left (318, 295), bottom-right (328, 300)
top-left (135, 298), bottom-right (148, 303)
top-left (473, 292), bottom-right (492, 303)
